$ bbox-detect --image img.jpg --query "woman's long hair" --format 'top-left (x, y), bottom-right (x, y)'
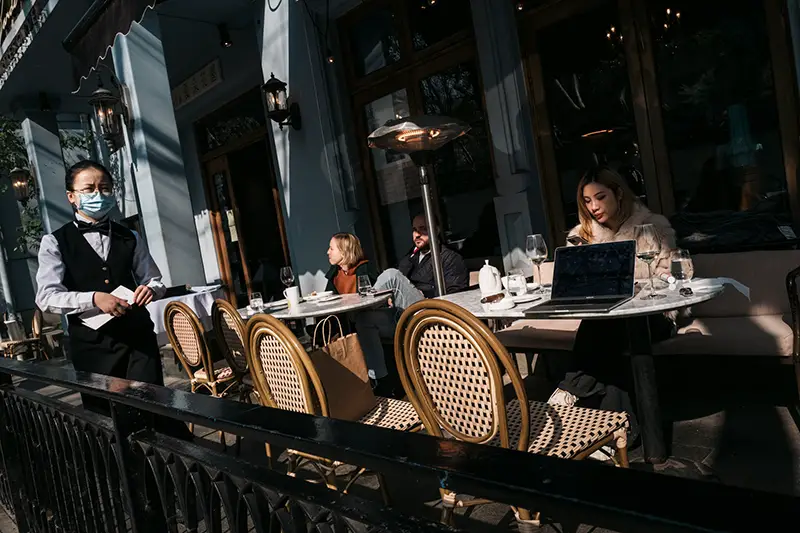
top-left (576, 167), bottom-right (639, 241)
top-left (331, 232), bottom-right (366, 269)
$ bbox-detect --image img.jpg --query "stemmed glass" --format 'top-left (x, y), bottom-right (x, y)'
top-left (280, 266), bottom-right (295, 289)
top-left (634, 224), bottom-right (665, 300)
top-left (525, 234), bottom-right (548, 289)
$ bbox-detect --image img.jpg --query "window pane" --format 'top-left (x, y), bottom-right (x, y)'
top-left (349, 8), bottom-right (401, 77)
top-left (651, 0), bottom-right (793, 250)
top-left (419, 61), bottom-right (501, 265)
top-left (537, 2), bottom-right (646, 231)
top-left (364, 90), bottom-right (418, 266)
top-left (194, 88), bottom-right (266, 155)
top-left (409, 0), bottom-right (473, 51)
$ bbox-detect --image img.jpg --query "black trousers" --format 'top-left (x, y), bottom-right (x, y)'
top-left (69, 309), bottom-right (191, 440)
top-left (558, 315), bottom-right (674, 441)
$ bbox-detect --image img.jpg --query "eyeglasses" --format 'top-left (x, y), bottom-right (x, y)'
top-left (70, 185), bottom-right (113, 196)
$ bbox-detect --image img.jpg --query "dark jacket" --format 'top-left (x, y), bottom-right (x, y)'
top-left (324, 261), bottom-right (378, 294)
top-left (397, 246), bottom-right (468, 298)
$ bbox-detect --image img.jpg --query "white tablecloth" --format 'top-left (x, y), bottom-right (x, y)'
top-left (147, 289), bottom-right (225, 346)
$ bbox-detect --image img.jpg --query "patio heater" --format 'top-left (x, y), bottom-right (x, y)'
top-left (368, 115), bottom-right (470, 296)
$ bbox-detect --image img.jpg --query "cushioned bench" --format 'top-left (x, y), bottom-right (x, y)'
top-left (495, 250), bottom-right (800, 360)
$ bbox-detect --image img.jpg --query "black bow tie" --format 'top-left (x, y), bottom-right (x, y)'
top-left (76, 220), bottom-right (110, 234)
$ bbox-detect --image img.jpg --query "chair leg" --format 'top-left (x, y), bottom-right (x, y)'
top-left (440, 489), bottom-right (456, 526)
top-left (376, 472), bottom-right (391, 506)
top-left (515, 509), bottom-right (542, 531)
top-left (614, 428), bottom-right (629, 468)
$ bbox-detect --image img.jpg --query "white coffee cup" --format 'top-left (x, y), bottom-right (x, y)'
top-left (283, 286), bottom-right (301, 308)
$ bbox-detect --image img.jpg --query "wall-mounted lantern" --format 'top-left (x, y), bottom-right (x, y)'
top-left (262, 73), bottom-right (301, 131)
top-left (9, 167), bottom-right (32, 205)
top-left (89, 76), bottom-right (129, 151)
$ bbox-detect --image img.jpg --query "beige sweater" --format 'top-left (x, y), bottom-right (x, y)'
top-left (567, 203), bottom-right (677, 280)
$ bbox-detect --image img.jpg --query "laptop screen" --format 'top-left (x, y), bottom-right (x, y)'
top-left (551, 241), bottom-right (636, 300)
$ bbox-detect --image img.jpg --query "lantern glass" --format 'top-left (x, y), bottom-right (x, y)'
top-left (267, 87), bottom-right (287, 113)
top-left (9, 168), bottom-right (30, 202)
top-left (93, 100), bottom-right (120, 137)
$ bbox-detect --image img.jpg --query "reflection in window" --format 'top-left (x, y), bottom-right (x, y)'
top-left (408, 0), bottom-right (473, 50)
top-left (365, 90), bottom-right (420, 265)
top-left (419, 62), bottom-right (501, 265)
top-left (651, 0), bottom-right (792, 250)
top-left (537, 3), bottom-right (645, 230)
top-left (348, 8), bottom-right (401, 77)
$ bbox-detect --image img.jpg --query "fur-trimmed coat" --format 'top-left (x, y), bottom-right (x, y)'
top-left (567, 203), bottom-right (677, 280)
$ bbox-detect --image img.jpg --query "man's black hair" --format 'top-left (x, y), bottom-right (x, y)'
top-left (65, 160), bottom-right (114, 191)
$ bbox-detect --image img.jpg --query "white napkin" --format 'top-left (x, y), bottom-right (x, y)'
top-left (189, 284), bottom-right (222, 293)
top-left (80, 286), bottom-right (137, 330)
top-left (689, 277), bottom-right (750, 300)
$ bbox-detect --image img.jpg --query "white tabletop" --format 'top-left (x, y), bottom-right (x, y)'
top-left (239, 293), bottom-right (391, 320)
top-left (438, 282), bottom-right (725, 320)
top-left (148, 288), bottom-right (225, 344)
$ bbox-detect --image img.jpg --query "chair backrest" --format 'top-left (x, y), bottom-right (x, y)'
top-left (395, 299), bottom-right (529, 451)
top-left (164, 302), bottom-right (214, 380)
top-left (212, 299), bottom-right (248, 375)
top-left (246, 314), bottom-right (328, 416)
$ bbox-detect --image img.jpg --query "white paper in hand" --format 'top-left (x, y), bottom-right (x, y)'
top-left (80, 286), bottom-right (137, 330)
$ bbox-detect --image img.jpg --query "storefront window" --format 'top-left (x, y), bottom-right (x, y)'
top-left (537, 3), bottom-right (645, 230)
top-left (348, 8), bottom-right (401, 77)
top-left (408, 0), bottom-right (473, 51)
top-left (650, 0), bottom-right (793, 250)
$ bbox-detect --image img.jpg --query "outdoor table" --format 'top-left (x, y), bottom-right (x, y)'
top-left (148, 287), bottom-right (225, 346)
top-left (238, 293), bottom-right (392, 321)
top-left (439, 281), bottom-right (725, 464)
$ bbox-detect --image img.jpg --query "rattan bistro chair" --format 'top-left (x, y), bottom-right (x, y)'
top-left (211, 299), bottom-right (253, 401)
top-left (395, 300), bottom-right (629, 529)
top-left (245, 314), bottom-right (420, 501)
top-left (164, 301), bottom-right (239, 399)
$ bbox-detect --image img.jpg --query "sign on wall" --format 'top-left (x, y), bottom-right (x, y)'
top-left (171, 58), bottom-right (223, 110)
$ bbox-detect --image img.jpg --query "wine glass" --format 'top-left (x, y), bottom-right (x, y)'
top-left (357, 275), bottom-right (373, 297)
top-left (280, 266), bottom-right (295, 289)
top-left (671, 249), bottom-right (694, 283)
top-left (249, 292), bottom-right (263, 311)
top-left (634, 224), bottom-right (665, 300)
top-left (525, 234), bottom-right (548, 289)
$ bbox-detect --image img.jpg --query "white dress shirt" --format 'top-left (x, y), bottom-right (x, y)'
top-left (35, 213), bottom-right (166, 315)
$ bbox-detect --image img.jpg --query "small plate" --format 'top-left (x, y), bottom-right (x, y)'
top-left (526, 282), bottom-right (541, 291)
top-left (305, 291), bottom-right (334, 301)
top-left (511, 293), bottom-right (541, 304)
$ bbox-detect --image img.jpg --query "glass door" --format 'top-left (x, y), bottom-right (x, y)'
top-left (522, 0), bottom-right (657, 243)
top-left (204, 156), bottom-right (252, 307)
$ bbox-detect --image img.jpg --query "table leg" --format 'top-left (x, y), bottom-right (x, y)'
top-left (626, 316), bottom-right (667, 464)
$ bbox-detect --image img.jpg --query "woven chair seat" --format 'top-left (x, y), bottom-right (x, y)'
top-left (358, 397), bottom-right (420, 431)
top-left (492, 400), bottom-right (629, 459)
top-left (195, 360), bottom-right (235, 382)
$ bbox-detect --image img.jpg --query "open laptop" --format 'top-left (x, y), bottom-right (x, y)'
top-left (525, 240), bottom-right (636, 315)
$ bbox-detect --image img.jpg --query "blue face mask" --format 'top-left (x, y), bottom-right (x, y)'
top-left (77, 191), bottom-right (116, 219)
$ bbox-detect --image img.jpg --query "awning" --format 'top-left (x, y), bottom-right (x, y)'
top-left (62, 0), bottom-right (159, 90)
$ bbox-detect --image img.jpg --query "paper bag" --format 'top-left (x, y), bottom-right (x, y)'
top-left (309, 316), bottom-right (376, 421)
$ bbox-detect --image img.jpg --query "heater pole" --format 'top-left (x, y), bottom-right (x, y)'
top-left (419, 165), bottom-right (446, 296)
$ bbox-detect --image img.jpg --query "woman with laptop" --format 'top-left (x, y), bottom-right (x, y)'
top-left (548, 166), bottom-right (686, 448)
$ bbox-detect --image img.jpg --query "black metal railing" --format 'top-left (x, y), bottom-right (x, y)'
top-left (0, 358), bottom-right (798, 533)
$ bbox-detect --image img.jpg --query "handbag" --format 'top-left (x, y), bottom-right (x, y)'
top-left (309, 316), bottom-right (377, 421)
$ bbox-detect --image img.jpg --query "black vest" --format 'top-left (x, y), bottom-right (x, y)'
top-left (52, 221), bottom-right (138, 294)
top-left (52, 221), bottom-right (154, 340)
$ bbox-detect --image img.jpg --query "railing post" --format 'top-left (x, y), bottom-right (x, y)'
top-left (0, 371), bottom-right (30, 532)
top-left (109, 401), bottom-right (167, 533)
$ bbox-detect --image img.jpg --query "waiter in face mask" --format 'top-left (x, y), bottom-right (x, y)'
top-left (35, 160), bottom-right (167, 414)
